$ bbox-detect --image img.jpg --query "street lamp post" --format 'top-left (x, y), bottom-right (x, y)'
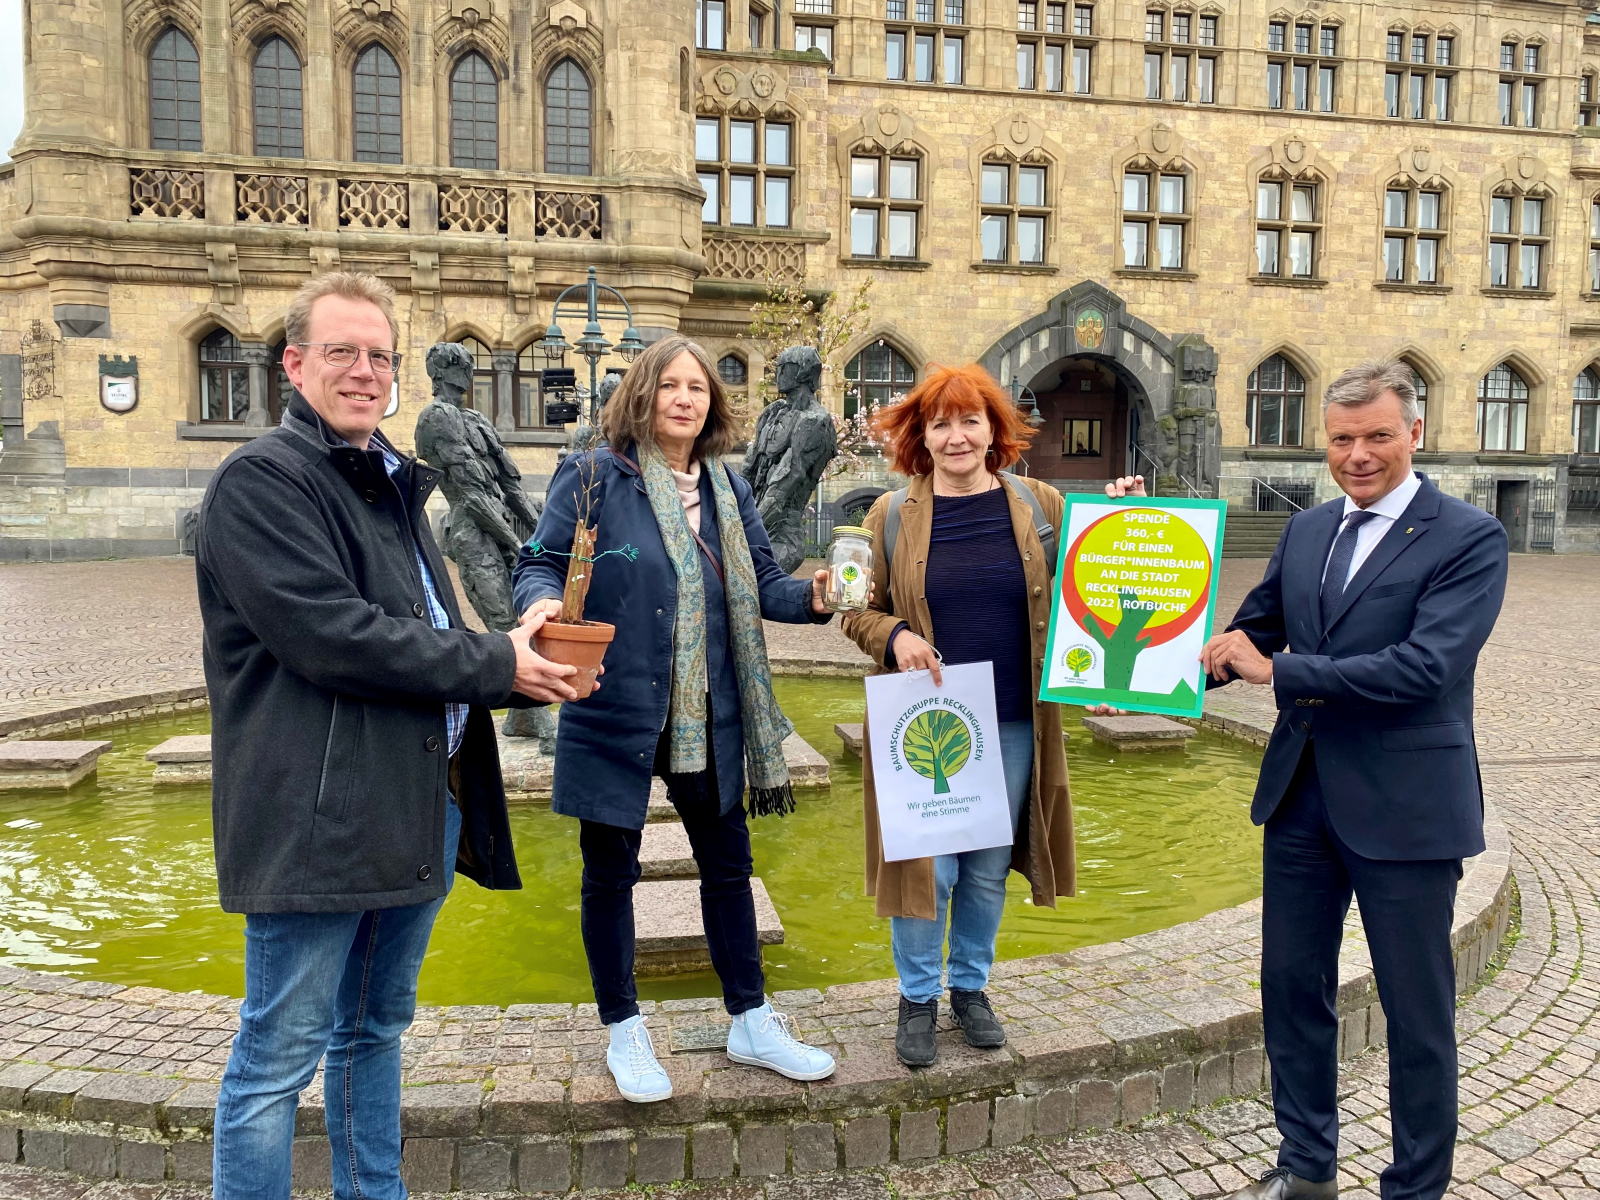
top-left (1009, 375), bottom-right (1044, 427)
top-left (536, 265), bottom-right (646, 428)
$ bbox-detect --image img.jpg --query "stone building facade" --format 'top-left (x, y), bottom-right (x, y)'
top-left (3, 0), bottom-right (1600, 558)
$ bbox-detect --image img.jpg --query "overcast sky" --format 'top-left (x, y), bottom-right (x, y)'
top-left (0, 0), bottom-right (23, 162)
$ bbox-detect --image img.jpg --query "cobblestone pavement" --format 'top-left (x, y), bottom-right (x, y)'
top-left (1, 555), bottom-right (1598, 1200)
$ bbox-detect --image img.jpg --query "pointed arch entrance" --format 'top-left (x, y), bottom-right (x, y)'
top-left (979, 280), bottom-right (1221, 496)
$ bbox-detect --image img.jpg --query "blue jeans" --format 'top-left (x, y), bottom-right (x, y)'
top-left (891, 720), bottom-right (1035, 1003)
top-left (213, 799), bottom-right (460, 1200)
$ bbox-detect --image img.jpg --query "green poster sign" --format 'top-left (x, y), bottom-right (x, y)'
top-left (1039, 495), bottom-right (1229, 718)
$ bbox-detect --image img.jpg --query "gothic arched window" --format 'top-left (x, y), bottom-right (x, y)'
top-left (149, 27), bottom-right (202, 151)
top-left (458, 337), bottom-right (497, 420)
top-left (1246, 353), bottom-right (1306, 446)
top-left (449, 53), bottom-right (498, 169)
top-left (545, 59), bottom-right (593, 175)
top-left (844, 341), bottom-right (915, 420)
top-left (253, 37), bottom-right (304, 157)
top-left (1575, 367), bottom-right (1600, 453)
top-left (353, 43), bottom-right (403, 163)
top-left (199, 330), bottom-right (250, 423)
top-left (1478, 363), bottom-right (1529, 451)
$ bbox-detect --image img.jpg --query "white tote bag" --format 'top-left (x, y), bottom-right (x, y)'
top-left (865, 661), bottom-right (1015, 862)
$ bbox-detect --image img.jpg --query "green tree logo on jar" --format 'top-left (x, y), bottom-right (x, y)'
top-left (901, 709), bottom-right (973, 795)
top-left (1061, 507), bottom-right (1213, 691)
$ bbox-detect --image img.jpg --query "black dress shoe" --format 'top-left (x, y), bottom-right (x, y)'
top-left (1227, 1166), bottom-right (1338, 1200)
top-left (949, 988), bottom-right (1006, 1048)
top-left (895, 996), bottom-right (938, 1067)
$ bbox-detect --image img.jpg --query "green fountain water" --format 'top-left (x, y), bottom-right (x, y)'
top-left (0, 678), bottom-right (1262, 1007)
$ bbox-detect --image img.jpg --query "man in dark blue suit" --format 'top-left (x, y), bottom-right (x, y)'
top-left (1200, 360), bottom-right (1509, 1200)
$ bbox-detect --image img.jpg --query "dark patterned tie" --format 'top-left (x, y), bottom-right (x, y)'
top-left (1320, 510), bottom-right (1377, 627)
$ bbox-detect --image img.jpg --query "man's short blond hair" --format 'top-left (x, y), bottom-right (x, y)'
top-left (1324, 358), bottom-right (1419, 428)
top-left (284, 271), bottom-right (400, 350)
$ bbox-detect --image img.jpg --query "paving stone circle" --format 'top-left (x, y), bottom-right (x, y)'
top-left (0, 556), bottom-right (1594, 1200)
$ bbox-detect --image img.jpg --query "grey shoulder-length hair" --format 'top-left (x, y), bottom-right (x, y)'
top-left (1323, 359), bottom-right (1419, 427)
top-left (599, 334), bottom-right (741, 458)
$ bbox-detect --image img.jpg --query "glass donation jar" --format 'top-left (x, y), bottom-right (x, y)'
top-left (826, 525), bottom-right (874, 613)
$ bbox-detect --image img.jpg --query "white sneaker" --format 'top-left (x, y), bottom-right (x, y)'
top-left (727, 1003), bottom-right (836, 1082)
top-left (605, 1014), bottom-right (673, 1103)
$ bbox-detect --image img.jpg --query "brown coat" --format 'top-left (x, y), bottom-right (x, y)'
top-left (841, 472), bottom-right (1075, 920)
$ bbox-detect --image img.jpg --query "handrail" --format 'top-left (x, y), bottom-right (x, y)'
top-left (1220, 474), bottom-right (1305, 512)
top-left (1129, 444), bottom-right (1203, 498)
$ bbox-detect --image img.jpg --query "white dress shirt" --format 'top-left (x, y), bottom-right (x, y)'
top-left (1321, 470), bottom-right (1422, 589)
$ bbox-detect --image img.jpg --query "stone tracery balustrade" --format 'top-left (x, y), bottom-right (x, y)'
top-left (235, 174), bottom-right (309, 225)
top-left (339, 178), bottom-right (410, 230)
top-left (129, 168), bottom-right (206, 220)
top-left (439, 184), bottom-right (508, 235)
top-left (118, 164), bottom-right (617, 243)
top-left (535, 191), bottom-right (602, 239)
top-left (702, 234), bottom-right (807, 282)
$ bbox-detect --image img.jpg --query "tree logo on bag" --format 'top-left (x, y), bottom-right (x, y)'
top-left (901, 709), bottom-right (972, 795)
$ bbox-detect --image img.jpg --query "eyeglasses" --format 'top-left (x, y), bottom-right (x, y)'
top-left (296, 343), bottom-right (403, 373)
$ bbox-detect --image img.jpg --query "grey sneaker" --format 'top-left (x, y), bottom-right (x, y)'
top-left (949, 988), bottom-right (1006, 1048)
top-left (895, 995), bottom-right (938, 1067)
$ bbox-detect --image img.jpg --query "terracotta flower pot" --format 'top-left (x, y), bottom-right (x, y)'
top-left (534, 620), bottom-right (615, 700)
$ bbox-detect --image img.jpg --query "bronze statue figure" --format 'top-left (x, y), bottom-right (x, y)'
top-left (415, 342), bottom-right (556, 750)
top-left (741, 345), bottom-right (838, 574)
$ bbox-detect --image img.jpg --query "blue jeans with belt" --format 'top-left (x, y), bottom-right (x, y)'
top-left (212, 799), bottom-right (461, 1200)
top-left (890, 720), bottom-right (1035, 1002)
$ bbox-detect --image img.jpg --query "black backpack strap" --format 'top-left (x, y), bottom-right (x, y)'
top-left (999, 472), bottom-right (1058, 578)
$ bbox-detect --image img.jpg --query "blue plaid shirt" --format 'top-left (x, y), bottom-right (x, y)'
top-left (377, 443), bottom-right (467, 757)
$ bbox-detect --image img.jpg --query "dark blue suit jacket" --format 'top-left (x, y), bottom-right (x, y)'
top-left (1222, 473), bottom-right (1508, 861)
top-left (511, 446), bottom-right (819, 829)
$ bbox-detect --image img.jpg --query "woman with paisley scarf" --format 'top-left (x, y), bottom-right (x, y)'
top-left (512, 336), bottom-right (837, 1103)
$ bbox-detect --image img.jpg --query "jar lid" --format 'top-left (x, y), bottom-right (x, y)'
top-left (831, 525), bottom-right (874, 541)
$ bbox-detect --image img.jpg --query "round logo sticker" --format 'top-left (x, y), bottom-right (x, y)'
top-left (899, 708), bottom-right (973, 795)
top-left (1062, 644), bottom-right (1096, 680)
top-left (1060, 507), bottom-right (1213, 691)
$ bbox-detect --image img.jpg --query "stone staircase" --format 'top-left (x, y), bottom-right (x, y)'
top-left (634, 781), bottom-right (787, 977)
top-left (143, 722), bottom-right (823, 979)
top-left (1222, 509), bottom-right (1292, 558)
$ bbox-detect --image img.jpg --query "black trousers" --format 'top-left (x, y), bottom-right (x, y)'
top-left (1262, 747), bottom-right (1463, 1200)
top-left (579, 727), bottom-right (766, 1025)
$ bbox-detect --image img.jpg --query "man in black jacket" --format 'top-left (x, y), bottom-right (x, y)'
top-left (197, 271), bottom-right (578, 1200)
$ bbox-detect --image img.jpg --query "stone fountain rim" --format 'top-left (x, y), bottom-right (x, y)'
top-left (0, 683), bottom-right (1513, 1190)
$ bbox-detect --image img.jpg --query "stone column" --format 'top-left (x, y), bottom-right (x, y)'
top-left (506, 0), bottom-right (535, 171)
top-left (304, 0), bottom-right (336, 160)
top-left (201, 0), bottom-right (232, 152)
top-left (18, 0), bottom-right (114, 150)
top-left (409, 0), bottom-right (438, 167)
top-left (492, 349), bottom-right (517, 434)
top-left (241, 343), bottom-right (272, 428)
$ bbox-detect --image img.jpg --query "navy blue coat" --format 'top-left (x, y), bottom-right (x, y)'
top-left (1221, 473), bottom-right (1508, 861)
top-left (512, 446), bottom-right (824, 829)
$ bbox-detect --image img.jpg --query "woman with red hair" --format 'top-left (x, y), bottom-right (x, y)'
top-left (842, 363), bottom-right (1077, 1068)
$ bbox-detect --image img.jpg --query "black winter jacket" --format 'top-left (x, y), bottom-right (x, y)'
top-left (196, 392), bottom-right (523, 913)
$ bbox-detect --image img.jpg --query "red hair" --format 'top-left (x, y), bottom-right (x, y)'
top-left (871, 362), bottom-right (1036, 477)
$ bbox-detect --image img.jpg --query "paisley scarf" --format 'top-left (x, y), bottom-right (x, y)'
top-left (639, 445), bottom-right (795, 816)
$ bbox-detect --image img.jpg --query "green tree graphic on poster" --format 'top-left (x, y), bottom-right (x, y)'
top-left (1085, 589), bottom-right (1156, 690)
top-left (902, 710), bottom-right (972, 795)
top-left (1065, 647), bottom-right (1093, 678)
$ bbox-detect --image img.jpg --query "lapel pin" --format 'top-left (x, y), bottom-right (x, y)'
top-left (1405, 526), bottom-right (1414, 534)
